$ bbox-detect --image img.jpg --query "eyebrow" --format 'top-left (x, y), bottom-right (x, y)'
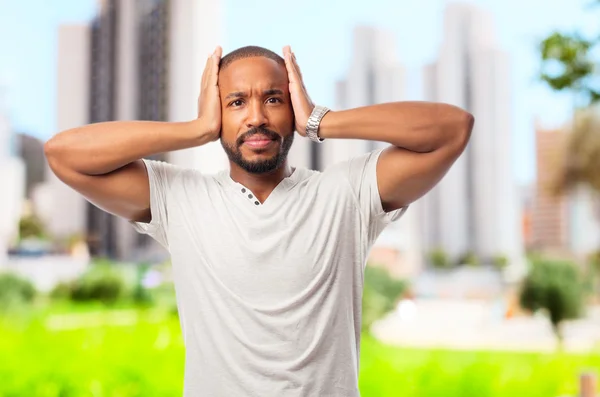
top-left (224, 89), bottom-right (284, 100)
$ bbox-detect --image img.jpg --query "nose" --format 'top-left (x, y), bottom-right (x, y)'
top-left (245, 99), bottom-right (268, 129)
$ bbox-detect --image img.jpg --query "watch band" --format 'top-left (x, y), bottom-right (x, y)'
top-left (305, 105), bottom-right (330, 143)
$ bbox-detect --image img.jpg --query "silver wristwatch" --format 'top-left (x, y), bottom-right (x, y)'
top-left (305, 105), bottom-right (330, 143)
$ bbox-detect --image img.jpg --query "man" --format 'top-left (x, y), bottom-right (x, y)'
top-left (45, 45), bottom-right (474, 396)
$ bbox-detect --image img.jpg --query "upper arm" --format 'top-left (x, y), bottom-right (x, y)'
top-left (47, 158), bottom-right (153, 223)
top-left (377, 131), bottom-right (470, 212)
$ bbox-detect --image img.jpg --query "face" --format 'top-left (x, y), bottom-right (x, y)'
top-left (218, 57), bottom-right (295, 174)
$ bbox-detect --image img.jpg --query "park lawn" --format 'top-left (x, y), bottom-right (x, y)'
top-left (359, 334), bottom-right (600, 397)
top-left (1, 305), bottom-right (599, 397)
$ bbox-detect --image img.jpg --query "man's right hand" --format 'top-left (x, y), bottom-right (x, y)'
top-left (197, 46), bottom-right (223, 142)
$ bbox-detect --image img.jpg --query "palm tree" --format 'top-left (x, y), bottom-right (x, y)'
top-left (538, 8), bottom-right (600, 294)
top-left (538, 14), bottom-right (600, 245)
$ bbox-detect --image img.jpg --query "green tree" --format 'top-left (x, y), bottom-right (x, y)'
top-left (492, 254), bottom-right (509, 270)
top-left (456, 250), bottom-right (480, 267)
top-left (428, 248), bottom-right (451, 269)
top-left (361, 265), bottom-right (408, 333)
top-left (18, 214), bottom-right (47, 240)
top-left (538, 4), bottom-right (600, 252)
top-left (0, 272), bottom-right (36, 311)
top-left (519, 259), bottom-right (584, 348)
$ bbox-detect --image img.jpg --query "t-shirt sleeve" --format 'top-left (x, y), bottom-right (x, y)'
top-left (339, 148), bottom-right (409, 245)
top-left (129, 158), bottom-right (183, 250)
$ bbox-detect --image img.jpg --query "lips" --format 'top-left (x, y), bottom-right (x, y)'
top-left (241, 133), bottom-right (277, 149)
top-left (244, 134), bottom-right (276, 142)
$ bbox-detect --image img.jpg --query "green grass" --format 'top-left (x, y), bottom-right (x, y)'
top-left (1, 304), bottom-right (599, 397)
top-left (359, 334), bottom-right (600, 397)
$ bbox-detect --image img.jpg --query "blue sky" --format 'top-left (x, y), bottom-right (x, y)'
top-left (0, 0), bottom-right (596, 184)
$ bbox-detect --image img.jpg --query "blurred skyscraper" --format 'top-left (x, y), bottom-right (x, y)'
top-left (0, 90), bottom-right (25, 265)
top-left (531, 123), bottom-right (569, 252)
top-left (321, 26), bottom-right (405, 170)
top-left (532, 121), bottom-right (600, 257)
top-left (44, 0), bottom-right (224, 261)
top-left (327, 26), bottom-right (423, 276)
top-left (34, 24), bottom-right (89, 244)
top-left (16, 133), bottom-right (46, 199)
top-left (421, 3), bottom-right (525, 275)
top-left (87, 0), bottom-right (224, 260)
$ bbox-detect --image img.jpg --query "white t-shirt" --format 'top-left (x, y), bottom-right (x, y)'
top-left (131, 148), bottom-right (407, 397)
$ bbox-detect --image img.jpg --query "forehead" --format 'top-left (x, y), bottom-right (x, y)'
top-left (219, 57), bottom-right (288, 92)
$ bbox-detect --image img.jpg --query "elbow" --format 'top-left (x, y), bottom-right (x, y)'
top-left (454, 110), bottom-right (474, 150)
top-left (462, 111), bottom-right (475, 144)
top-left (44, 136), bottom-right (65, 173)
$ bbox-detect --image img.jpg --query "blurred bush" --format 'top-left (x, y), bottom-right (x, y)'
top-left (51, 262), bottom-right (125, 305)
top-left (132, 263), bottom-right (155, 307)
top-left (492, 254), bottom-right (509, 270)
top-left (18, 213), bottom-right (47, 241)
top-left (361, 265), bottom-right (408, 333)
top-left (427, 248), bottom-right (451, 270)
top-left (0, 272), bottom-right (37, 310)
top-left (519, 258), bottom-right (584, 347)
top-left (457, 250), bottom-right (480, 267)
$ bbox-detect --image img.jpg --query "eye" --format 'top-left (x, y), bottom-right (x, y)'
top-left (230, 99), bottom-right (244, 107)
top-left (266, 97), bottom-right (282, 104)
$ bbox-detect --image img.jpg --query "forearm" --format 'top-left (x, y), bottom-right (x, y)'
top-left (45, 118), bottom-right (208, 175)
top-left (318, 101), bottom-right (473, 153)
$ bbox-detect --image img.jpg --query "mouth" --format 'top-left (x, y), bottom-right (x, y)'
top-left (243, 134), bottom-right (277, 149)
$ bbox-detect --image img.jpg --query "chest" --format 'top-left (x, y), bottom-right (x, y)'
top-left (166, 181), bottom-right (365, 304)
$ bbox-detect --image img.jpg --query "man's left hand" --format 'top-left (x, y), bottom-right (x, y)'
top-left (283, 45), bottom-right (314, 136)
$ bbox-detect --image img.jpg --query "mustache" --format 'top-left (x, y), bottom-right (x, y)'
top-left (237, 127), bottom-right (281, 147)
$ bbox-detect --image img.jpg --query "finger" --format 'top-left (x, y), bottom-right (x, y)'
top-left (289, 51), bottom-right (309, 94)
top-left (210, 46), bottom-right (222, 86)
top-left (291, 52), bottom-right (303, 80)
top-left (283, 45), bottom-right (291, 58)
top-left (291, 52), bottom-right (309, 92)
top-left (283, 48), bottom-right (300, 85)
top-left (201, 54), bottom-right (212, 88)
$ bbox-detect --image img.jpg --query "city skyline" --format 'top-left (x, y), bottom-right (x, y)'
top-left (0, 0), bottom-right (596, 186)
top-left (419, 3), bottom-right (524, 273)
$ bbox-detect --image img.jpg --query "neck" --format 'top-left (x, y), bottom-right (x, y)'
top-left (228, 161), bottom-right (293, 203)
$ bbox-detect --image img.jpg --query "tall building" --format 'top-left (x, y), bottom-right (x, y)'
top-left (0, 90), bottom-right (26, 265)
top-left (34, 25), bottom-right (89, 243)
top-left (83, 0), bottom-right (224, 261)
top-left (531, 121), bottom-right (600, 256)
top-left (167, 0), bottom-right (226, 172)
top-left (530, 124), bottom-right (569, 251)
top-left (325, 26), bottom-right (423, 276)
top-left (320, 26), bottom-right (405, 170)
top-left (421, 3), bottom-right (524, 275)
top-left (16, 133), bottom-right (46, 199)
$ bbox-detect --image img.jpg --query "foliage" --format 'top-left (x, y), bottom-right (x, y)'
top-left (0, 272), bottom-right (36, 310)
top-left (457, 251), bottom-right (480, 267)
top-left (132, 263), bottom-right (155, 307)
top-left (538, 5), bottom-right (600, 252)
top-left (52, 263), bottom-right (126, 305)
top-left (427, 248), bottom-right (451, 269)
top-left (18, 213), bottom-right (47, 240)
top-left (551, 107), bottom-right (600, 195)
top-left (361, 265), bottom-right (408, 333)
top-left (492, 254), bottom-right (509, 270)
top-left (519, 259), bottom-right (584, 345)
top-left (539, 32), bottom-right (599, 105)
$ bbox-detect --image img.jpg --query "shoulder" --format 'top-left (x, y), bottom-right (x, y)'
top-left (321, 149), bottom-right (384, 185)
top-left (141, 158), bottom-right (219, 193)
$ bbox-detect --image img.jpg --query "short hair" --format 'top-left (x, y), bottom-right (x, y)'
top-left (219, 46), bottom-right (285, 71)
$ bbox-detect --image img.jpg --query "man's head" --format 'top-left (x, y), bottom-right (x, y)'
top-left (218, 46), bottom-right (294, 174)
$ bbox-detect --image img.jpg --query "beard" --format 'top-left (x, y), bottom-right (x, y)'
top-left (221, 126), bottom-right (294, 174)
